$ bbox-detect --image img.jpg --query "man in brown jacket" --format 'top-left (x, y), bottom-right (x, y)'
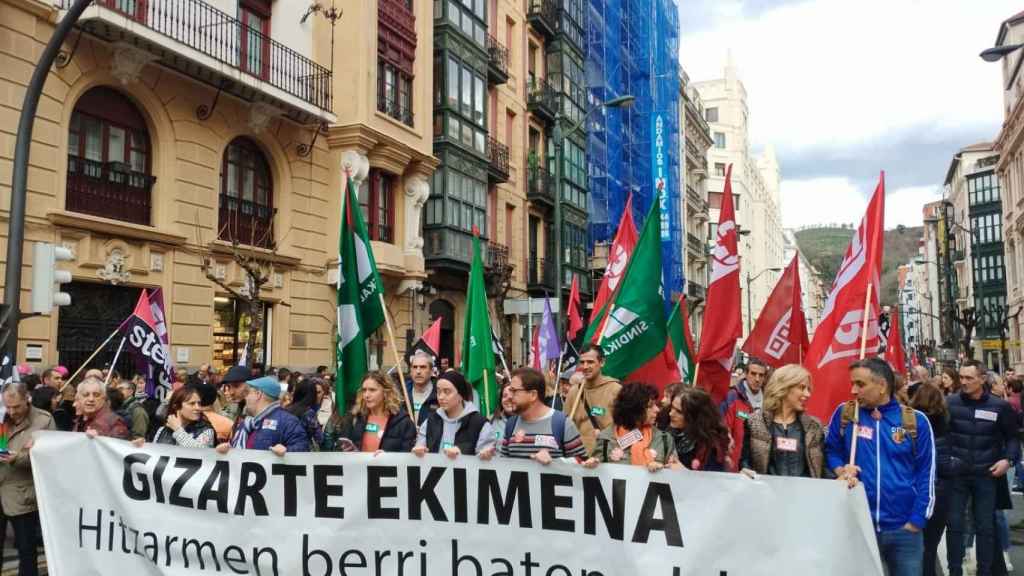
top-left (564, 344), bottom-right (621, 454)
top-left (0, 382), bottom-right (56, 576)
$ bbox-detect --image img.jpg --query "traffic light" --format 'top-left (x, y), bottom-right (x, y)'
top-left (31, 242), bottom-right (73, 313)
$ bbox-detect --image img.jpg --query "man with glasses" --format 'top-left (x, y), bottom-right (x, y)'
top-left (488, 367), bottom-right (588, 465)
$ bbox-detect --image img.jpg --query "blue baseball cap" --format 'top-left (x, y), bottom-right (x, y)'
top-left (246, 376), bottom-right (281, 399)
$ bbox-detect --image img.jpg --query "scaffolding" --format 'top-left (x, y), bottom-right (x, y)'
top-left (586, 0), bottom-right (683, 306)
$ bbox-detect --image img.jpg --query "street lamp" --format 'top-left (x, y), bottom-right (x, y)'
top-left (980, 43), bottom-right (1024, 62)
top-left (745, 267), bottom-right (782, 334)
top-left (552, 94), bottom-right (634, 336)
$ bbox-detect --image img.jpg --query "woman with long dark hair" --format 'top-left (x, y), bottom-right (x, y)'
top-left (592, 382), bottom-right (672, 471)
top-left (145, 386), bottom-right (216, 448)
top-left (911, 382), bottom-right (957, 576)
top-left (940, 367), bottom-right (961, 395)
top-left (665, 387), bottom-right (731, 472)
top-left (285, 378), bottom-right (324, 449)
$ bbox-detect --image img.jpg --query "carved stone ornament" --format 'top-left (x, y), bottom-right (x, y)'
top-left (403, 176), bottom-right (430, 253)
top-left (248, 103), bottom-right (280, 133)
top-left (110, 42), bottom-right (158, 85)
top-left (98, 248), bottom-right (132, 285)
top-left (340, 150), bottom-right (370, 187)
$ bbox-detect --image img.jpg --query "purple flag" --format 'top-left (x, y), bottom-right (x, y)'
top-left (144, 288), bottom-right (175, 399)
top-left (539, 297), bottom-right (561, 369)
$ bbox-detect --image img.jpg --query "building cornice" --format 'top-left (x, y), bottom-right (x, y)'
top-left (327, 123), bottom-right (439, 176)
top-left (47, 211), bottom-right (188, 246)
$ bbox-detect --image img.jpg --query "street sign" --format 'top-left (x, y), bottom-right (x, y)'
top-left (981, 339), bottom-right (1002, 351)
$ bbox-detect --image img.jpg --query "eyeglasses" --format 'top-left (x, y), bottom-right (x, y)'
top-left (505, 387), bottom-right (528, 395)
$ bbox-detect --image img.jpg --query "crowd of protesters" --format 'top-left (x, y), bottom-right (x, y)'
top-left (0, 347), bottom-right (1022, 576)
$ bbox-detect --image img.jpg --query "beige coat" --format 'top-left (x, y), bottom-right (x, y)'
top-left (0, 407), bottom-right (56, 516)
top-left (565, 375), bottom-right (622, 454)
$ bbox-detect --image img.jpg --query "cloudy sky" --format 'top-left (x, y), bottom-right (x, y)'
top-left (679, 0), bottom-right (1016, 230)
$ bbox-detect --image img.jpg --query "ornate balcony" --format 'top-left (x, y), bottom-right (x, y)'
top-left (487, 34), bottom-right (509, 85)
top-left (486, 136), bottom-right (510, 183)
top-left (526, 257), bottom-right (557, 293)
top-left (65, 155), bottom-right (155, 226)
top-left (526, 0), bottom-right (557, 38)
top-left (527, 78), bottom-right (558, 123)
top-left (527, 167), bottom-right (555, 208)
top-left (218, 193), bottom-right (275, 249)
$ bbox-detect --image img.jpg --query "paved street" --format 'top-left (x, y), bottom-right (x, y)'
top-left (1009, 493), bottom-right (1024, 572)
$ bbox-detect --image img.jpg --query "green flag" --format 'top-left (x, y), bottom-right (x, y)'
top-left (667, 298), bottom-right (697, 384)
top-left (335, 175), bottom-right (385, 412)
top-left (590, 201), bottom-right (667, 379)
top-left (461, 232), bottom-right (497, 415)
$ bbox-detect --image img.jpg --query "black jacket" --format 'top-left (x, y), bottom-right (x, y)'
top-left (947, 391), bottom-right (1020, 476)
top-left (404, 379), bottom-right (439, 426)
top-left (337, 411), bottom-right (416, 453)
top-left (927, 412), bottom-right (961, 480)
top-left (425, 410), bottom-right (487, 455)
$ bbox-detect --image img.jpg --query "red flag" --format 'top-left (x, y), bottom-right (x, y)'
top-left (421, 317), bottom-right (442, 356)
top-left (804, 172), bottom-right (886, 420)
top-left (741, 255), bottom-right (810, 368)
top-left (566, 275), bottom-right (583, 341)
top-left (696, 164), bottom-right (743, 404)
top-left (886, 307), bottom-right (907, 375)
top-left (530, 325), bottom-right (541, 370)
top-left (590, 194), bottom-right (638, 338)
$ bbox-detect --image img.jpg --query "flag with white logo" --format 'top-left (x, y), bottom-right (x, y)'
top-left (122, 290), bottom-right (173, 397)
top-left (741, 255), bottom-right (809, 368)
top-left (336, 174), bottom-right (385, 413)
top-left (461, 230), bottom-right (497, 414)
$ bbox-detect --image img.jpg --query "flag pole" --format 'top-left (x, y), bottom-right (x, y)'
top-left (379, 293), bottom-right (415, 419)
top-left (482, 368), bottom-right (492, 416)
top-left (64, 327), bottom-right (121, 387)
top-left (849, 282), bottom-right (874, 468)
top-left (691, 362), bottom-right (701, 388)
top-left (103, 336), bottom-right (128, 387)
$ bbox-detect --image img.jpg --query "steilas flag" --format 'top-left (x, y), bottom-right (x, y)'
top-left (590, 193), bottom-right (638, 336)
top-left (696, 164), bottom-right (742, 404)
top-left (885, 307), bottom-right (907, 376)
top-left (741, 255), bottom-right (809, 368)
top-left (804, 172), bottom-right (886, 420)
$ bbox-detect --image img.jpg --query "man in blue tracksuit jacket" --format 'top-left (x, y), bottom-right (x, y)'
top-left (825, 357), bottom-right (935, 576)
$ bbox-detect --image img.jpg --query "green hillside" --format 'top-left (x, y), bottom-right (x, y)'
top-left (793, 226), bottom-right (923, 306)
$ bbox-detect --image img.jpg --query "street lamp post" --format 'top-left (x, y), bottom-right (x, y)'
top-left (552, 94), bottom-right (634, 337)
top-left (2, 0), bottom-right (94, 367)
top-left (745, 267), bottom-right (782, 334)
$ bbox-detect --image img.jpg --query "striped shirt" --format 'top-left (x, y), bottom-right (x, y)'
top-left (499, 408), bottom-right (587, 459)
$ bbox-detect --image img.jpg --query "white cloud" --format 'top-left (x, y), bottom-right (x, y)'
top-left (781, 178), bottom-right (941, 229)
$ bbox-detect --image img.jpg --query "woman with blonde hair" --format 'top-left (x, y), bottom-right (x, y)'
top-left (740, 364), bottom-right (825, 478)
top-left (322, 371), bottom-right (416, 452)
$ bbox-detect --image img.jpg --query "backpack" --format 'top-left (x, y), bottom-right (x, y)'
top-left (839, 400), bottom-right (917, 455)
top-left (504, 410), bottom-right (568, 452)
top-left (114, 407), bottom-right (133, 431)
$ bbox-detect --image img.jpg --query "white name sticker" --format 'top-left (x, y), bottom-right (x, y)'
top-left (975, 409), bottom-right (999, 422)
top-left (775, 437), bottom-right (798, 452)
top-left (533, 435), bottom-right (559, 450)
top-left (261, 419), bottom-right (278, 431)
top-left (856, 425), bottom-right (873, 440)
top-left (617, 429), bottom-right (644, 450)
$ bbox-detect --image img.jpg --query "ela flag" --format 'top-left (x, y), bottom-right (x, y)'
top-left (804, 172), bottom-right (885, 420)
top-left (336, 174), bottom-right (386, 413)
top-left (741, 255), bottom-right (809, 368)
top-left (584, 199), bottom-right (669, 380)
top-left (590, 194), bottom-right (638, 339)
top-left (122, 290), bottom-right (173, 395)
top-left (667, 298), bottom-right (697, 384)
top-left (885, 307), bottom-right (907, 375)
top-left (696, 164), bottom-right (743, 404)
top-left (461, 231), bottom-right (497, 415)
top-left (567, 275), bottom-right (584, 342)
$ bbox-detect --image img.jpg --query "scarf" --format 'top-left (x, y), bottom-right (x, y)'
top-left (669, 427), bottom-right (695, 459)
top-left (231, 402), bottom-right (280, 448)
top-left (617, 426), bottom-right (655, 466)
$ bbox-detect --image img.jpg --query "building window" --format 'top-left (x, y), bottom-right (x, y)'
top-left (66, 86), bottom-right (154, 226)
top-left (378, 60), bottom-right (414, 126)
top-left (705, 107), bottom-right (718, 123)
top-left (358, 169), bottom-right (396, 243)
top-left (239, 0), bottom-right (270, 80)
top-left (440, 0), bottom-right (486, 48)
top-left (213, 297), bottom-right (271, 371)
top-left (99, 0), bottom-right (147, 22)
top-left (437, 54), bottom-right (487, 155)
top-left (220, 137), bottom-right (274, 248)
top-left (714, 163), bottom-right (726, 177)
top-left (428, 167), bottom-right (487, 236)
top-left (714, 132), bottom-right (726, 149)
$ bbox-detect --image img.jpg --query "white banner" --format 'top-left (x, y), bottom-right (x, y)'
top-left (31, 431), bottom-right (883, 575)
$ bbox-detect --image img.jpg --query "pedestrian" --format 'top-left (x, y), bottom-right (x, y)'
top-left (825, 357), bottom-right (935, 576)
top-left (945, 360), bottom-right (1019, 576)
top-left (404, 351), bottom-right (439, 426)
top-left (591, 382), bottom-right (672, 471)
top-left (315, 378), bottom-right (334, 428)
top-left (143, 386), bottom-right (216, 448)
top-left (73, 377), bottom-right (130, 439)
top-left (721, 357), bottom-right (768, 468)
top-left (412, 370), bottom-right (494, 459)
top-left (29, 387), bottom-right (58, 415)
top-left (39, 368), bottom-right (63, 391)
top-left (496, 367), bottom-right (588, 464)
top-left (322, 372), bottom-right (416, 453)
top-left (660, 382), bottom-right (684, 408)
top-left (942, 367), bottom-right (961, 396)
top-left (219, 365), bottom-right (255, 427)
top-left (276, 367), bottom-right (291, 397)
top-left (194, 382), bottom-right (233, 444)
top-left (172, 368), bottom-right (188, 392)
top-left (217, 376), bottom-right (310, 455)
top-left (20, 374), bottom-right (39, 393)
top-left (564, 344), bottom-right (622, 454)
top-left (740, 364), bottom-right (825, 478)
top-left (113, 373), bottom-right (150, 440)
top-left (907, 365), bottom-right (930, 400)
top-left (911, 382), bottom-right (959, 576)
top-left (664, 387), bottom-right (731, 471)
top-left (284, 378), bottom-right (324, 450)
top-left (490, 378), bottom-right (516, 443)
top-left (0, 383), bottom-right (55, 576)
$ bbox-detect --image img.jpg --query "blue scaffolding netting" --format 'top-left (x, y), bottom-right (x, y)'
top-left (586, 0), bottom-right (683, 309)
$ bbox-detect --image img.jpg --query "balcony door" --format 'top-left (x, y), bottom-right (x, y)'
top-left (100, 0), bottom-right (147, 23)
top-left (239, 0), bottom-right (271, 80)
